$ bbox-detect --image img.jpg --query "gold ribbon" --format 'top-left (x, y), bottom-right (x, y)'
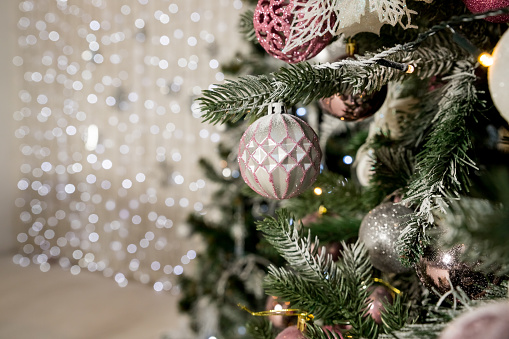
top-left (238, 304), bottom-right (314, 331)
top-left (372, 277), bottom-right (401, 296)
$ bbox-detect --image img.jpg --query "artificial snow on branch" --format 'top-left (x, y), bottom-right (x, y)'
top-left (198, 45), bottom-right (464, 125)
top-left (399, 60), bottom-right (481, 264)
top-left (256, 210), bottom-right (408, 337)
top-left (256, 209), bottom-right (340, 284)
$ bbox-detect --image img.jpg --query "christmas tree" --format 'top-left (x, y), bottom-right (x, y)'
top-left (183, 0), bottom-right (509, 338)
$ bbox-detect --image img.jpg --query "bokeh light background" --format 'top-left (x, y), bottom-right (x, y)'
top-left (12, 0), bottom-right (244, 293)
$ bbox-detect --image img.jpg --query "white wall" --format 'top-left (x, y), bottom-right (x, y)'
top-left (0, 1), bottom-right (17, 254)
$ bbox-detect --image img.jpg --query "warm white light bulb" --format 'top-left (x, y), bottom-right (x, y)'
top-left (479, 52), bottom-right (494, 67)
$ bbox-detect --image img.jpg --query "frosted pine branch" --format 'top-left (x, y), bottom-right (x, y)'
top-left (399, 61), bottom-right (482, 264)
top-left (198, 46), bottom-right (464, 125)
top-left (256, 210), bottom-right (340, 284)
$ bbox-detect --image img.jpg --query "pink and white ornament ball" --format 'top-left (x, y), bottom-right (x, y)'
top-left (238, 103), bottom-right (322, 200)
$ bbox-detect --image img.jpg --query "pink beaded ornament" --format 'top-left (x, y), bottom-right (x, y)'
top-left (253, 0), bottom-right (334, 63)
top-left (238, 103), bottom-right (322, 200)
top-left (275, 326), bottom-right (305, 339)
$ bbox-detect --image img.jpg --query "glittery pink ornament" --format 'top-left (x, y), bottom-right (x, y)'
top-left (462, 0), bottom-right (509, 23)
top-left (253, 0), bottom-right (334, 63)
top-left (319, 86), bottom-right (387, 122)
top-left (275, 325), bottom-right (344, 339)
top-left (275, 326), bottom-right (305, 339)
top-left (238, 103), bottom-right (322, 200)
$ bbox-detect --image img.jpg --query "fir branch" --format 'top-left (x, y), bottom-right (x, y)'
top-left (246, 318), bottom-right (276, 339)
top-left (198, 47), bottom-right (464, 125)
top-left (305, 216), bottom-right (361, 244)
top-left (304, 324), bottom-right (343, 339)
top-left (259, 211), bottom-right (377, 335)
top-left (256, 209), bottom-right (340, 284)
top-left (379, 323), bottom-right (445, 339)
top-left (282, 171), bottom-right (368, 220)
top-left (399, 61), bottom-right (482, 264)
top-left (239, 9), bottom-right (257, 43)
top-left (397, 217), bottom-right (431, 267)
top-left (337, 241), bottom-right (372, 298)
top-left (199, 75), bottom-right (276, 124)
top-left (399, 86), bottom-right (443, 149)
top-left (365, 143), bottom-right (415, 207)
top-left (263, 265), bottom-right (344, 320)
top-left (381, 294), bottom-right (410, 334)
top-left (440, 193), bottom-right (509, 274)
top-left (405, 61), bottom-right (480, 217)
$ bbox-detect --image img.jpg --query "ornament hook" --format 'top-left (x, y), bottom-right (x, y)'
top-left (238, 304), bottom-right (314, 331)
top-left (268, 102), bottom-right (286, 115)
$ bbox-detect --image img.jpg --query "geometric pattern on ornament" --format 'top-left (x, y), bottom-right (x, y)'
top-left (281, 153), bottom-right (297, 172)
top-left (270, 166), bottom-right (288, 197)
top-left (269, 115), bottom-right (288, 144)
top-left (253, 165), bottom-right (272, 197)
top-left (291, 145), bottom-right (306, 162)
top-left (286, 120), bottom-right (305, 142)
top-left (247, 139), bottom-right (257, 156)
top-left (247, 157), bottom-right (258, 173)
top-left (270, 146), bottom-right (288, 163)
top-left (253, 147), bottom-right (267, 164)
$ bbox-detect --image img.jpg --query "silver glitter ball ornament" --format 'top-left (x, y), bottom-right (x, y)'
top-left (359, 202), bottom-right (412, 273)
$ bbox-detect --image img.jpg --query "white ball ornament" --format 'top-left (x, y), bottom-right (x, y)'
top-left (439, 302), bottom-right (509, 339)
top-left (238, 103), bottom-right (322, 200)
top-left (489, 29), bottom-right (509, 123)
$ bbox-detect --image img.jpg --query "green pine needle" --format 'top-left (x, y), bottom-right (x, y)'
top-left (198, 46), bottom-right (465, 125)
top-left (399, 61), bottom-right (482, 264)
top-left (246, 318), bottom-right (276, 339)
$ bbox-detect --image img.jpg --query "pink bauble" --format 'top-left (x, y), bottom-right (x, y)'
top-left (276, 326), bottom-right (305, 339)
top-left (365, 285), bottom-right (394, 324)
top-left (253, 0), bottom-right (334, 63)
top-left (265, 296), bottom-right (293, 328)
top-left (319, 86), bottom-right (387, 122)
top-left (322, 325), bottom-right (345, 338)
top-left (275, 325), bottom-right (345, 338)
top-left (238, 103), bottom-right (322, 200)
top-left (439, 303), bottom-right (509, 339)
top-left (462, 0), bottom-right (509, 23)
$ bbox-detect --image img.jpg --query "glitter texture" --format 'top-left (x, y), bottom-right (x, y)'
top-left (238, 103), bottom-right (322, 200)
top-left (319, 85), bottom-right (387, 121)
top-left (462, 0), bottom-right (509, 23)
top-left (253, 0), bottom-right (333, 63)
top-left (358, 202), bottom-right (412, 273)
top-left (415, 244), bottom-right (488, 299)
